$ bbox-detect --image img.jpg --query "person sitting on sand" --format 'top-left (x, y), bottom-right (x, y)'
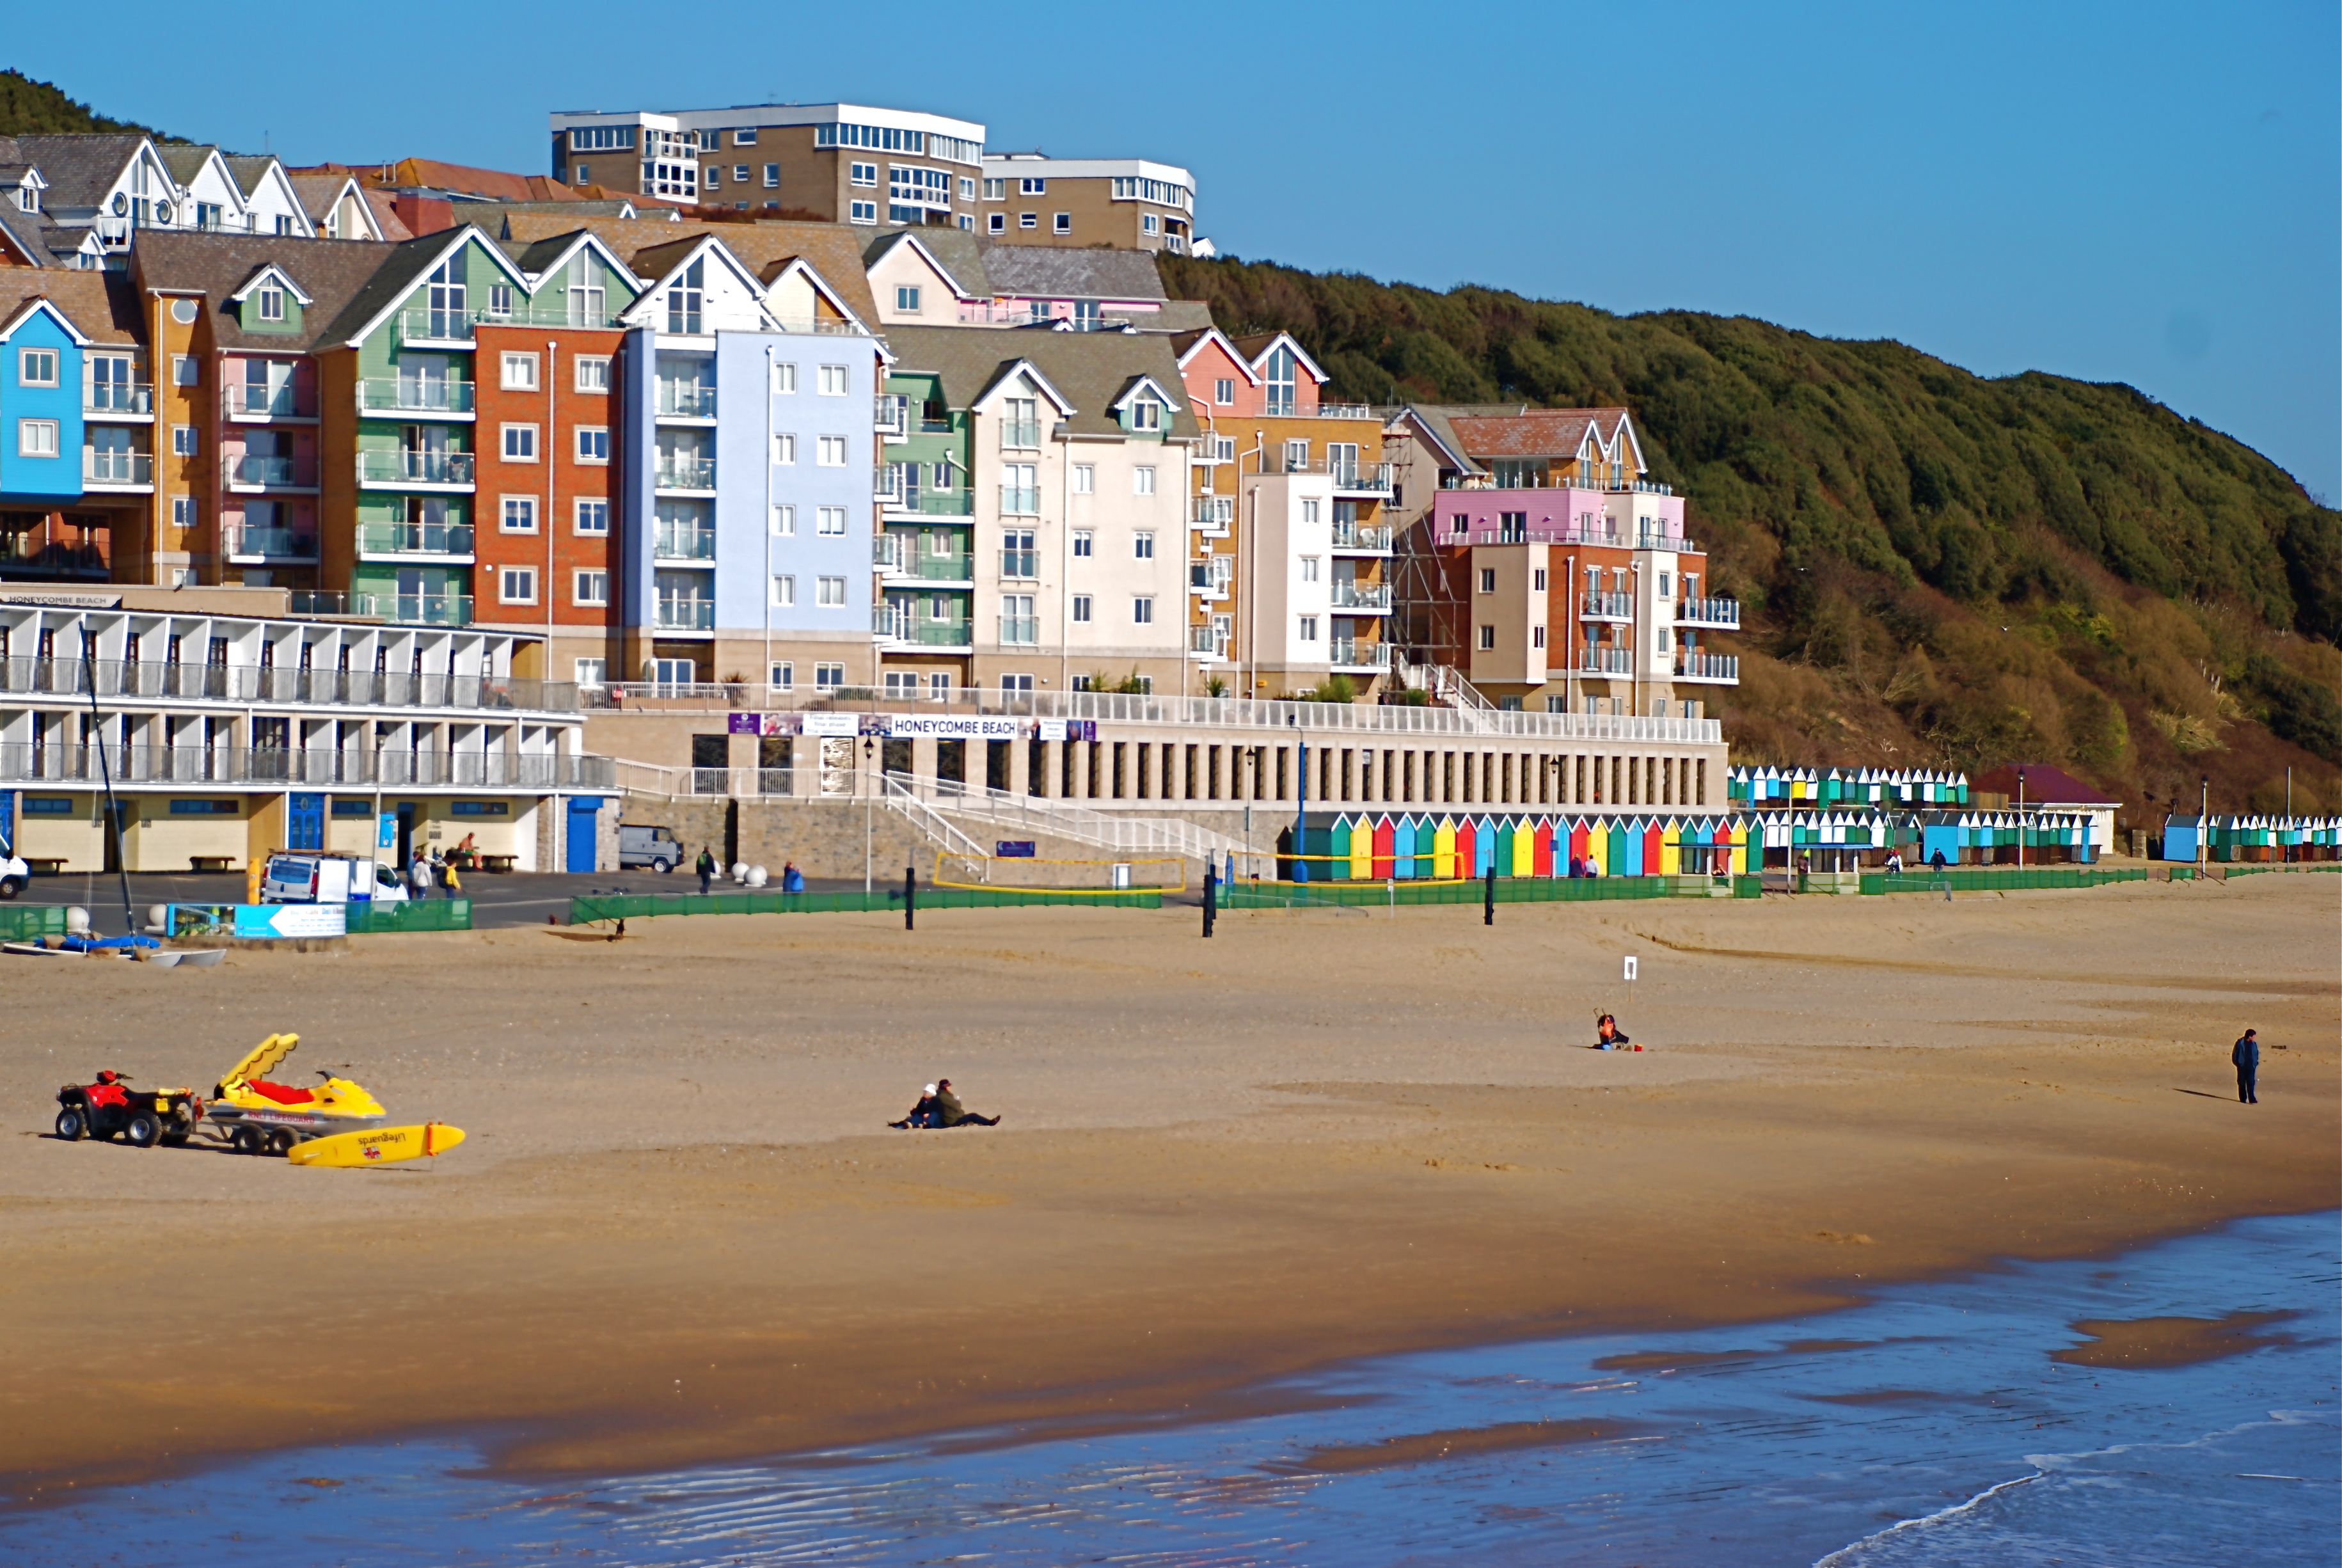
top-left (889, 1084), bottom-right (940, 1129)
top-left (1595, 1013), bottom-right (1638, 1052)
top-left (932, 1078), bottom-right (1000, 1128)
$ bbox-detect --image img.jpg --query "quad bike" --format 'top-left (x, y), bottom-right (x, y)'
top-left (200, 1033), bottom-right (388, 1157)
top-left (55, 1071), bottom-right (203, 1149)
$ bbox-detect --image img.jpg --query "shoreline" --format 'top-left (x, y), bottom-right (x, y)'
top-left (1, 876), bottom-right (2333, 1503)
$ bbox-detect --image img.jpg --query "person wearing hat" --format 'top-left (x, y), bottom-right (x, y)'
top-left (890, 1084), bottom-right (940, 1130)
top-left (931, 1079), bottom-right (1000, 1128)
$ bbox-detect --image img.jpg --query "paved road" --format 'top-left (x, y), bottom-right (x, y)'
top-left (4, 867), bottom-right (889, 933)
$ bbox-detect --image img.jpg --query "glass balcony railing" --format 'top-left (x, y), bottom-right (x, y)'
top-left (83, 450), bottom-right (152, 485)
top-left (1581, 592), bottom-right (1635, 619)
top-left (1675, 596), bottom-right (1741, 628)
top-left (656, 457), bottom-right (715, 490)
top-left (1576, 647), bottom-right (1634, 676)
top-left (396, 302), bottom-right (623, 343)
top-left (653, 599), bottom-right (716, 631)
top-left (1330, 523), bottom-right (1391, 551)
top-left (1331, 639), bottom-right (1391, 668)
top-left (882, 487), bottom-right (974, 516)
top-left (353, 593), bottom-right (474, 626)
top-left (876, 542), bottom-right (974, 582)
top-left (656, 383), bottom-right (717, 418)
top-left (1675, 653), bottom-right (1739, 681)
top-left (229, 454), bottom-right (318, 488)
top-left (998, 615), bottom-right (1040, 645)
top-left (85, 382), bottom-right (154, 415)
top-left (874, 394), bottom-right (909, 437)
top-left (224, 527), bottom-right (318, 561)
top-left (654, 525), bottom-right (716, 561)
top-left (876, 608), bottom-right (972, 646)
top-left (998, 549), bottom-right (1039, 580)
top-left (226, 383), bottom-right (318, 418)
top-left (1190, 625), bottom-right (1228, 657)
top-left (358, 378), bottom-right (475, 414)
top-left (999, 420), bottom-right (1041, 450)
top-left (999, 486), bottom-right (1040, 516)
top-left (357, 450), bottom-right (473, 486)
top-left (1331, 582), bottom-right (1392, 610)
top-left (1192, 496), bottom-right (1234, 528)
top-left (356, 521), bottom-right (474, 557)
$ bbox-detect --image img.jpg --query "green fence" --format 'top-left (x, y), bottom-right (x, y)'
top-left (1860, 867), bottom-right (2148, 894)
top-left (1733, 875), bottom-right (1764, 899)
top-left (346, 898), bottom-right (473, 934)
top-left (569, 887), bottom-right (1162, 924)
top-left (0, 904), bottom-right (68, 941)
top-left (1219, 875), bottom-right (1679, 911)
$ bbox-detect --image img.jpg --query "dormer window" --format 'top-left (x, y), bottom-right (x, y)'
top-left (257, 286), bottom-right (285, 322)
top-left (1127, 399), bottom-right (1160, 432)
top-left (14, 183), bottom-right (36, 214)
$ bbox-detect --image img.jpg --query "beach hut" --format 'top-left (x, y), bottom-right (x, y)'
top-left (1372, 815), bottom-right (1396, 880)
top-left (1533, 818), bottom-right (1555, 877)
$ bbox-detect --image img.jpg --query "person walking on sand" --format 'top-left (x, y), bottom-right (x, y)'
top-left (409, 849), bottom-right (432, 899)
top-left (2232, 1028), bottom-right (2260, 1104)
top-left (932, 1078), bottom-right (1001, 1127)
top-left (695, 844), bottom-right (716, 896)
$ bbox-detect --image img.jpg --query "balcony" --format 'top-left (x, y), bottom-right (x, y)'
top-left (998, 420), bottom-right (1041, 450)
top-left (1581, 592), bottom-right (1634, 621)
top-left (358, 379), bottom-right (475, 416)
top-left (85, 382), bottom-right (154, 415)
top-left (1189, 558), bottom-right (1233, 598)
top-left (1192, 495), bottom-right (1234, 530)
top-left (879, 544), bottom-right (974, 582)
top-left (1190, 624), bottom-right (1229, 658)
top-left (1331, 523), bottom-right (1391, 552)
top-left (654, 523), bottom-right (716, 561)
top-left (356, 521), bottom-right (474, 559)
top-left (224, 526), bottom-right (318, 562)
top-left (0, 656), bottom-right (587, 713)
top-left (0, 742), bottom-right (613, 790)
top-left (225, 383), bottom-right (317, 420)
top-left (1576, 646), bottom-right (1634, 676)
top-left (874, 393), bottom-right (909, 438)
top-left (1438, 474), bottom-right (1675, 497)
top-left (357, 450), bottom-right (474, 488)
top-left (395, 302), bottom-right (624, 345)
top-left (1675, 596), bottom-right (1741, 629)
top-left (998, 548), bottom-right (1039, 580)
top-left (653, 599), bottom-right (715, 632)
top-left (876, 607), bottom-right (973, 647)
top-left (656, 383), bottom-right (717, 419)
top-left (1316, 403), bottom-right (1378, 420)
top-left (1638, 530), bottom-right (1697, 553)
top-left (883, 487), bottom-right (974, 518)
top-left (227, 454), bottom-right (319, 490)
top-left (1331, 582), bottom-right (1392, 611)
top-left (998, 615), bottom-right (1039, 645)
top-left (655, 455), bottom-right (716, 491)
top-left (1331, 461), bottom-right (1393, 495)
top-left (352, 592), bottom-right (474, 626)
top-left (1674, 652), bottom-right (1739, 683)
top-left (82, 450), bottom-right (152, 488)
top-left (1331, 639), bottom-right (1392, 669)
top-left (999, 485), bottom-right (1040, 515)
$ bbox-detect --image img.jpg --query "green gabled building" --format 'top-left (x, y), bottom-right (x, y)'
top-left (874, 362), bottom-right (976, 691)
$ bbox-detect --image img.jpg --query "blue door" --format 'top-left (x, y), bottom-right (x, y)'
top-left (566, 796), bottom-right (603, 873)
top-left (287, 793), bottom-right (326, 851)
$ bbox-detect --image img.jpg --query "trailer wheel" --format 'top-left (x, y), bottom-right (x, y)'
top-left (54, 1108), bottom-right (86, 1141)
top-left (232, 1127), bottom-right (265, 1156)
top-left (268, 1128), bottom-right (298, 1158)
top-left (125, 1113), bottom-right (162, 1149)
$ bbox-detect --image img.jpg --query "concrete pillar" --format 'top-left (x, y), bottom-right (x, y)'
top-left (910, 736), bottom-right (938, 794)
top-left (1038, 740), bottom-right (1060, 798)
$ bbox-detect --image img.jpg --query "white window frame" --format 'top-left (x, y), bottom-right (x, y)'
top-left (500, 352), bottom-right (539, 391)
top-left (500, 566), bottom-right (538, 605)
top-left (1133, 531), bottom-right (1155, 560)
top-left (771, 661), bottom-right (795, 690)
top-left (1053, 212), bottom-right (1072, 234)
top-left (816, 575), bottom-right (848, 608)
top-left (24, 416), bottom-right (64, 454)
top-left (1301, 556), bottom-right (1320, 582)
top-left (257, 287), bottom-right (287, 322)
top-left (500, 495), bottom-right (538, 534)
top-left (574, 355), bottom-right (611, 392)
top-left (19, 347), bottom-right (58, 386)
top-left (172, 356), bottom-right (198, 387)
top-left (818, 364), bottom-right (850, 395)
top-left (770, 574), bottom-right (796, 607)
top-left (816, 435), bottom-right (848, 467)
top-left (1018, 212), bottom-right (1038, 230)
top-left (1072, 463), bottom-right (1095, 494)
top-left (772, 361), bottom-right (798, 393)
top-left (574, 657), bottom-right (607, 686)
top-left (772, 432), bottom-right (796, 464)
top-left (1132, 596), bottom-right (1155, 625)
top-left (895, 285), bottom-right (922, 313)
top-left (988, 212), bottom-right (1006, 234)
top-left (171, 424), bottom-right (196, 456)
top-left (1072, 529), bottom-right (1093, 558)
top-left (574, 569), bottom-right (609, 607)
top-left (1299, 615), bottom-right (1318, 642)
top-left (816, 662), bottom-right (846, 690)
top-left (574, 498), bottom-right (610, 535)
top-left (850, 200), bottom-right (878, 224)
top-left (850, 162), bottom-right (878, 187)
top-left (502, 423), bottom-right (539, 463)
top-left (1478, 624), bottom-right (1496, 650)
top-left (770, 503), bottom-right (795, 536)
top-left (1071, 594), bottom-right (1093, 623)
top-left (1215, 378), bottom-right (1235, 405)
top-left (816, 505), bottom-right (848, 536)
top-left (574, 426), bottom-right (609, 464)
top-left (1132, 465), bottom-right (1155, 496)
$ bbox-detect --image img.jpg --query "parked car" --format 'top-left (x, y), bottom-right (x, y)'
top-left (261, 853), bottom-right (409, 905)
top-left (619, 823), bottom-right (682, 873)
top-left (0, 828), bottom-right (27, 900)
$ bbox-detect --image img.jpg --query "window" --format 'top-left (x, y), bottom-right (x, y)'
top-left (733, 128), bottom-right (756, 145)
top-left (1299, 615), bottom-right (1318, 642)
top-left (1143, 214), bottom-right (1158, 236)
top-left (1072, 594), bottom-right (1092, 623)
top-left (771, 361), bottom-right (797, 393)
top-left (850, 162), bottom-right (878, 187)
top-left (501, 496), bottom-right (537, 533)
top-left (574, 356), bottom-right (610, 392)
top-left (171, 424), bottom-right (196, 457)
top-left (1133, 531), bottom-right (1155, 560)
top-left (256, 287), bottom-right (285, 322)
top-left (1127, 399), bottom-right (1160, 432)
top-left (1018, 212), bottom-right (1038, 230)
top-left (1001, 596), bottom-right (1037, 643)
top-left (817, 505), bottom-right (847, 535)
top-left (1479, 567), bottom-right (1496, 593)
top-left (575, 426), bottom-right (609, 464)
top-left (763, 163), bottom-right (779, 187)
top-left (850, 200), bottom-right (878, 223)
top-left (172, 496), bottom-right (197, 528)
top-left (988, 213), bottom-right (1005, 234)
top-left (575, 498), bottom-right (610, 535)
top-left (17, 418), bottom-right (58, 457)
top-left (1265, 345), bottom-right (1297, 416)
top-left (1133, 466), bottom-right (1155, 496)
top-left (731, 164), bottom-right (747, 182)
top-left (1301, 556), bottom-right (1320, 582)
top-left (816, 663), bottom-right (846, 690)
top-left (816, 435), bottom-right (848, 466)
top-left (574, 569), bottom-right (609, 606)
top-left (1000, 672), bottom-right (1034, 692)
top-left (1478, 624), bottom-right (1497, 650)
top-left (19, 348), bottom-right (57, 386)
top-left (1072, 463), bottom-right (1094, 493)
top-left (770, 574), bottom-right (795, 606)
top-left (487, 285), bottom-right (514, 319)
top-left (816, 576), bottom-right (848, 607)
top-left (573, 164), bottom-right (589, 184)
top-left (500, 567), bottom-right (537, 604)
top-left (1533, 626), bottom-right (1547, 649)
top-left (1301, 498), bottom-right (1319, 524)
top-left (770, 503), bottom-right (795, 535)
top-left (930, 670), bottom-right (952, 698)
top-left (1533, 568), bottom-right (1547, 590)
top-left (1132, 596), bottom-right (1155, 624)
top-left (1020, 177), bottom-right (1046, 194)
top-left (771, 661), bottom-right (794, 690)
top-left (503, 424), bottom-right (539, 462)
top-left (1072, 529), bottom-right (1093, 557)
top-left (173, 356), bottom-right (198, 387)
top-left (1658, 572), bottom-right (1672, 596)
top-left (895, 285), bottom-right (921, 313)
top-left (983, 178), bottom-right (1006, 200)
top-left (818, 364), bottom-right (849, 395)
top-left (1214, 378), bottom-right (1235, 405)
top-left (772, 432), bottom-right (796, 464)
top-left (1053, 213), bottom-right (1072, 234)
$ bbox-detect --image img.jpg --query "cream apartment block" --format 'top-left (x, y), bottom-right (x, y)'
top-left (978, 154), bottom-right (1198, 253)
top-left (548, 103), bottom-right (987, 229)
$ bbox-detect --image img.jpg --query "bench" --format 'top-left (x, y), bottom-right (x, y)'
top-left (22, 859), bottom-right (65, 877)
top-left (189, 856), bottom-right (239, 874)
top-left (477, 854), bottom-right (518, 874)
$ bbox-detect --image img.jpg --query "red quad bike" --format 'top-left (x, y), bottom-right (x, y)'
top-left (56, 1071), bottom-right (204, 1150)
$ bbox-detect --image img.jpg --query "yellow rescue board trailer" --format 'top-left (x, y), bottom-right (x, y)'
top-left (286, 1121), bottom-right (466, 1169)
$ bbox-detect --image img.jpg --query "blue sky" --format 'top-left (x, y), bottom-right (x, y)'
top-left (12, 0), bottom-right (2337, 498)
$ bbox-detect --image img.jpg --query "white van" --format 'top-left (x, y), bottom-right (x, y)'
top-left (261, 853), bottom-right (409, 905)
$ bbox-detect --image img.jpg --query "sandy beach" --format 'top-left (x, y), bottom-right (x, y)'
top-left (1, 872), bottom-right (2333, 1500)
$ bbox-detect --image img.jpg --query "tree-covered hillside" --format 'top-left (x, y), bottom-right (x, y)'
top-left (0, 69), bottom-right (170, 138)
top-left (1162, 253), bottom-right (2342, 818)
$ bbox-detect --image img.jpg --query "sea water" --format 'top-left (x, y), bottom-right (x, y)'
top-left (7, 1211), bottom-right (2334, 1567)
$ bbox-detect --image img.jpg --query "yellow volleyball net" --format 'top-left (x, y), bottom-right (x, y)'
top-left (1219, 848), bottom-right (1476, 886)
top-left (934, 851), bottom-right (1189, 895)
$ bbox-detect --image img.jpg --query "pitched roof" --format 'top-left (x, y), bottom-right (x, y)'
top-left (0, 268), bottom-right (139, 344)
top-left (0, 134), bottom-right (150, 210)
top-left (157, 144), bottom-right (218, 187)
top-left (315, 228), bottom-right (519, 346)
top-left (978, 244), bottom-right (1166, 302)
top-left (1446, 408), bottom-right (1629, 462)
top-left (0, 202), bottom-right (51, 267)
top-left (865, 225), bottom-right (991, 298)
top-left (496, 214), bottom-right (880, 324)
top-left (129, 229), bottom-right (399, 351)
top-left (223, 155), bottom-right (282, 202)
top-left (878, 323), bottom-right (1198, 440)
top-left (1392, 406), bottom-right (1488, 475)
top-left (369, 159), bottom-right (592, 204)
top-left (1970, 764), bottom-right (2120, 805)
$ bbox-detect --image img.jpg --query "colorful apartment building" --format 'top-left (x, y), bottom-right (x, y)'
top-left (1384, 406), bottom-right (1738, 716)
top-left (0, 135), bottom-right (358, 269)
top-left (1173, 329), bottom-right (1395, 697)
top-left (978, 154), bottom-right (1198, 254)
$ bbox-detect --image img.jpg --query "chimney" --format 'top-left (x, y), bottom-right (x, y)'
top-left (393, 194), bottom-right (454, 237)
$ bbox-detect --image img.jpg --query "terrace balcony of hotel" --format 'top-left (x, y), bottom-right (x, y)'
top-left (357, 377), bottom-right (475, 420)
top-left (1331, 581), bottom-right (1392, 613)
top-left (356, 450), bottom-right (473, 491)
top-left (1331, 521), bottom-right (1391, 554)
top-left (225, 452), bottom-right (319, 494)
top-left (356, 521), bottom-right (474, 563)
top-left (1673, 651), bottom-right (1739, 684)
top-left (1580, 591), bottom-right (1635, 622)
top-left (223, 523), bottom-right (319, 565)
top-left (1675, 596), bottom-right (1741, 630)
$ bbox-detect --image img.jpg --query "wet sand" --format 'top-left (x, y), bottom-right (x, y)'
top-left (1, 873), bottom-right (2333, 1500)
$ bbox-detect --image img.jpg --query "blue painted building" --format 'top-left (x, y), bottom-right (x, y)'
top-left (0, 296), bottom-right (89, 507)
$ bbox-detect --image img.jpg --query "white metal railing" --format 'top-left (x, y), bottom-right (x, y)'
top-left (0, 660), bottom-right (582, 713)
top-left (1581, 592), bottom-right (1634, 619)
top-left (1675, 653), bottom-right (1739, 681)
top-left (656, 457), bottom-right (716, 490)
top-left (880, 774), bottom-right (986, 858)
top-left (912, 774), bottom-right (1245, 862)
top-left (358, 378), bottom-right (474, 415)
top-left (1331, 582), bottom-right (1392, 610)
top-left (1576, 647), bottom-right (1634, 675)
top-left (1676, 597), bottom-right (1741, 628)
top-left (874, 394), bottom-right (909, 437)
top-left (0, 742), bottom-right (610, 788)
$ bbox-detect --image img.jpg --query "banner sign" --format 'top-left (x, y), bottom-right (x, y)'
top-left (887, 715), bottom-right (1022, 741)
top-left (232, 903), bottom-right (348, 939)
top-left (799, 712), bottom-right (862, 738)
top-left (377, 813), bottom-right (395, 850)
top-left (997, 841), bottom-right (1036, 858)
top-left (1036, 718), bottom-right (1066, 742)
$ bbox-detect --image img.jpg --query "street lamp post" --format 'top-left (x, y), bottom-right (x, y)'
top-left (864, 735), bottom-right (876, 894)
top-left (2199, 774), bottom-right (2209, 873)
top-left (2016, 766), bottom-right (2026, 871)
top-left (1289, 713), bottom-right (1306, 882)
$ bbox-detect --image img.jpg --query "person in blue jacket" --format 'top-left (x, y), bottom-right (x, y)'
top-left (2231, 1029), bottom-right (2260, 1104)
